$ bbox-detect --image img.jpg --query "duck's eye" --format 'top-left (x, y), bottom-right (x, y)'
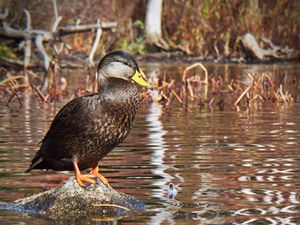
top-left (124, 62), bottom-right (131, 67)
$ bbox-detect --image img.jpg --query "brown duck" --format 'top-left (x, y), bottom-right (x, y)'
top-left (26, 50), bottom-right (151, 186)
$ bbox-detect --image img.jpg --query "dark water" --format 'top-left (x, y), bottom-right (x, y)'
top-left (0, 63), bottom-right (300, 224)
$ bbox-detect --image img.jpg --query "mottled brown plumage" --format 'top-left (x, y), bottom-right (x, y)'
top-left (26, 50), bottom-right (151, 186)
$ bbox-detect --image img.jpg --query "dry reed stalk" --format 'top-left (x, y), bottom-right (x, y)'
top-left (0, 75), bottom-right (23, 86)
top-left (33, 85), bottom-right (48, 102)
top-left (182, 63), bottom-right (208, 84)
top-left (234, 83), bottom-right (253, 107)
top-left (171, 89), bottom-right (183, 103)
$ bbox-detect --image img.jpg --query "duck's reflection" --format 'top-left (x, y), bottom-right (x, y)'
top-left (146, 103), bottom-right (171, 194)
top-left (146, 103), bottom-right (174, 225)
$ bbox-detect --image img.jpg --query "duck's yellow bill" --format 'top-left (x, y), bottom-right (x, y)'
top-left (131, 70), bottom-right (151, 88)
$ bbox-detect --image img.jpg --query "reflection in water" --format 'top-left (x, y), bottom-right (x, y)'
top-left (146, 103), bottom-right (173, 225)
top-left (0, 63), bottom-right (300, 224)
top-left (147, 103), bottom-right (170, 190)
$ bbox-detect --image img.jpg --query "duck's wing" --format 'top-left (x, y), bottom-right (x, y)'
top-left (42, 96), bottom-right (98, 143)
top-left (26, 94), bottom-right (102, 171)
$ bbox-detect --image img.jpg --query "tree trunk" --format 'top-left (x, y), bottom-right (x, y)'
top-left (145, 0), bottom-right (168, 49)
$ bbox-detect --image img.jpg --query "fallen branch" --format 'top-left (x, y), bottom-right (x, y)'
top-left (239, 33), bottom-right (296, 61)
top-left (0, 8), bottom-right (116, 73)
top-left (0, 56), bottom-right (37, 68)
top-left (0, 21), bottom-right (117, 40)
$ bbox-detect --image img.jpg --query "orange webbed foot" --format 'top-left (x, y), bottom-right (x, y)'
top-left (90, 166), bottom-right (110, 187)
top-left (73, 160), bottom-right (96, 187)
top-left (75, 174), bottom-right (96, 187)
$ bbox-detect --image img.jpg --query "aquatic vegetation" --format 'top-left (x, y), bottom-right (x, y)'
top-left (142, 64), bottom-right (298, 111)
top-left (1, 62), bottom-right (298, 112)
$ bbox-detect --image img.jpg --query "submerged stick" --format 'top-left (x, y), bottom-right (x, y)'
top-left (93, 203), bottom-right (129, 211)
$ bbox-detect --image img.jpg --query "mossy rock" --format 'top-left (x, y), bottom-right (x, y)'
top-left (0, 178), bottom-right (145, 221)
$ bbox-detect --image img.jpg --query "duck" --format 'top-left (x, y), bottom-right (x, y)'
top-left (26, 50), bottom-right (151, 187)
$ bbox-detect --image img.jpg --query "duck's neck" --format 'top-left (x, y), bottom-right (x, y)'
top-left (99, 77), bottom-right (141, 107)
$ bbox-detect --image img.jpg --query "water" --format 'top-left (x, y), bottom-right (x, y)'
top-left (0, 63), bottom-right (300, 224)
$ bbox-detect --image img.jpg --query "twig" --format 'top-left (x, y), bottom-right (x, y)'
top-left (53, 63), bottom-right (57, 113)
top-left (247, 73), bottom-right (254, 81)
top-left (92, 203), bottom-right (129, 211)
top-left (35, 35), bottom-right (50, 71)
top-left (50, 1), bottom-right (63, 55)
top-left (57, 22), bottom-right (117, 36)
top-left (51, 16), bottom-right (63, 32)
top-left (250, 94), bottom-right (264, 103)
top-left (7, 74), bottom-right (19, 89)
top-left (51, 0), bottom-right (59, 19)
top-left (24, 9), bottom-right (31, 87)
top-left (88, 19), bottom-right (102, 65)
top-left (0, 75), bottom-right (23, 86)
top-left (171, 89), bottom-right (183, 103)
top-left (234, 82), bottom-right (253, 107)
top-left (0, 21), bottom-right (117, 40)
top-left (33, 85), bottom-right (48, 102)
top-left (209, 97), bottom-right (214, 106)
top-left (92, 217), bottom-right (119, 222)
top-left (182, 63), bottom-right (208, 84)
top-left (8, 86), bottom-right (22, 107)
top-left (27, 70), bottom-right (43, 82)
top-left (187, 80), bottom-right (194, 98)
top-left (214, 41), bottom-right (220, 58)
top-left (278, 84), bottom-right (287, 104)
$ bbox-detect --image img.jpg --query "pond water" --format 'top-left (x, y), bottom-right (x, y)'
top-left (0, 62), bottom-right (300, 224)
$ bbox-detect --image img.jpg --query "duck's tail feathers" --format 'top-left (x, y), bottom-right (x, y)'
top-left (25, 157), bottom-right (44, 173)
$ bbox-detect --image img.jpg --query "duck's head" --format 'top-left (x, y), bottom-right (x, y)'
top-left (97, 50), bottom-right (151, 89)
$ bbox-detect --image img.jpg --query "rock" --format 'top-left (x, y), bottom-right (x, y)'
top-left (0, 178), bottom-right (145, 220)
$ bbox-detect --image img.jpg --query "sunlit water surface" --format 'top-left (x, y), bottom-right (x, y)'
top-left (0, 63), bottom-right (300, 224)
